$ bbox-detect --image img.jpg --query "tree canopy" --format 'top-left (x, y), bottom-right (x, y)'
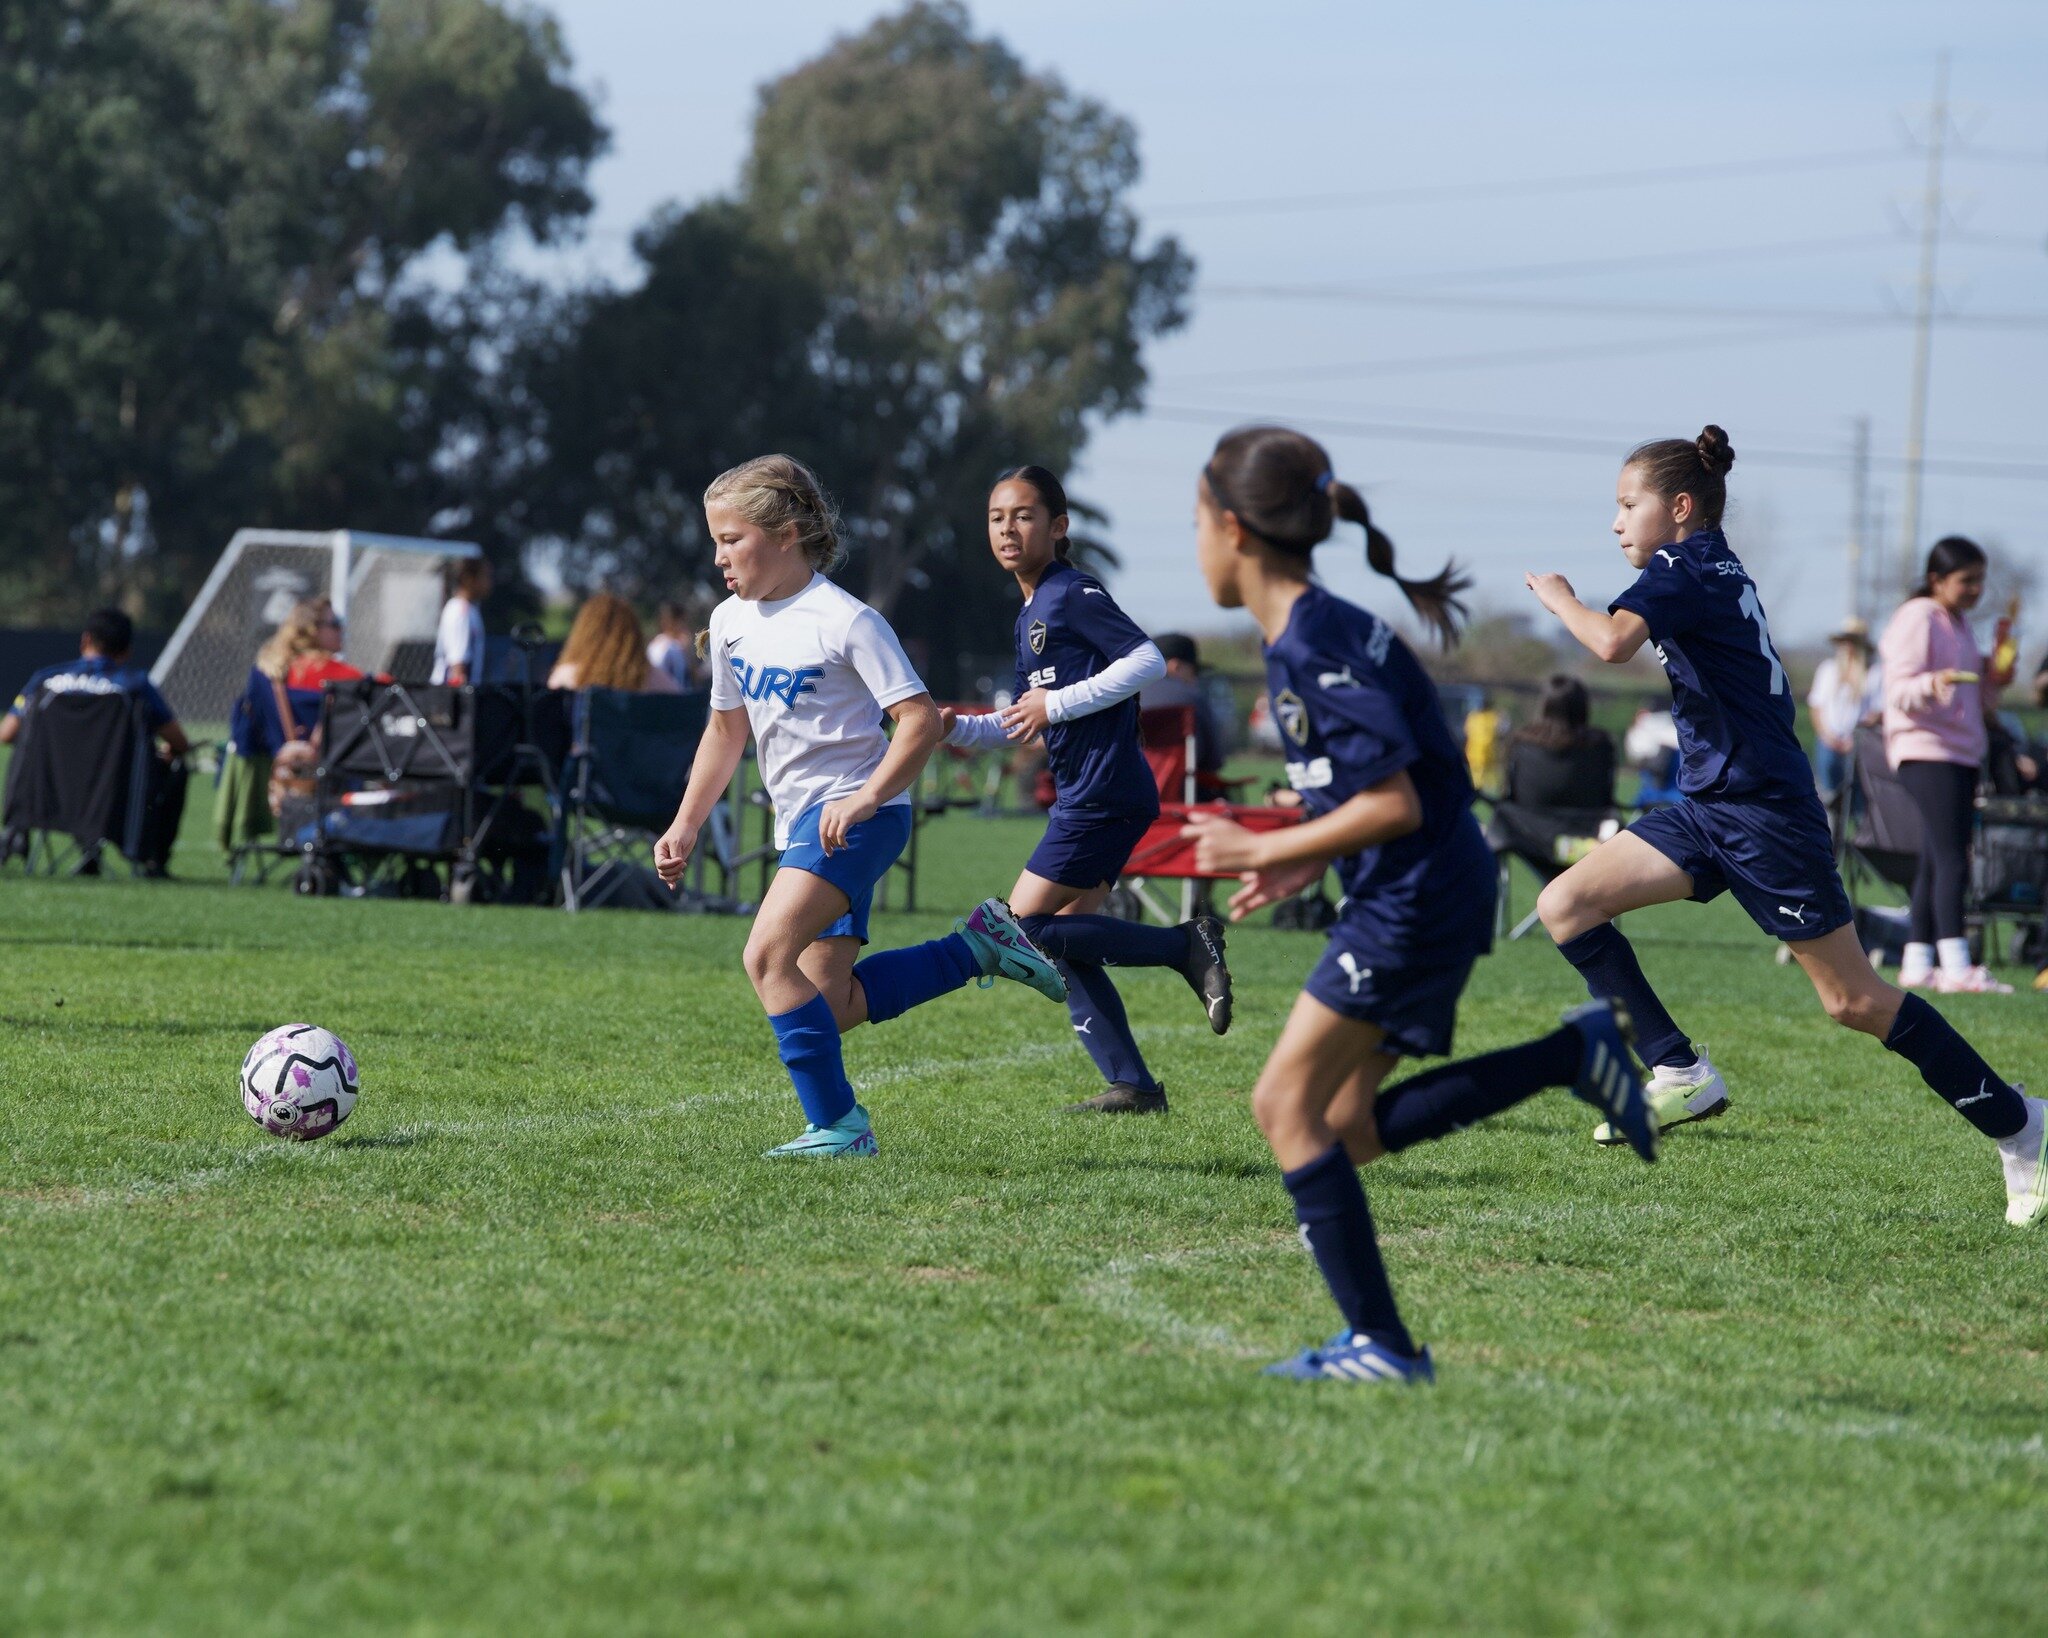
top-left (2, 2), bottom-right (1189, 688)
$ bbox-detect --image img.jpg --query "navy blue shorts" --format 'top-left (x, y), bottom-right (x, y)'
top-left (1303, 918), bottom-right (1481, 1060)
top-left (776, 801), bottom-right (914, 943)
top-left (1025, 805), bottom-right (1157, 891)
top-left (1627, 792), bottom-right (1852, 943)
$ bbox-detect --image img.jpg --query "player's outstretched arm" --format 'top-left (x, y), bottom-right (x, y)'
top-left (655, 706), bottom-right (749, 885)
top-left (1182, 771), bottom-right (1424, 921)
top-left (1524, 572), bottom-right (1650, 664)
top-left (817, 694), bottom-right (942, 853)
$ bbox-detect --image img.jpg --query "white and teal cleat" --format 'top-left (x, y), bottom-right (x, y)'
top-left (955, 898), bottom-right (1067, 1002)
top-left (763, 1103), bottom-right (878, 1159)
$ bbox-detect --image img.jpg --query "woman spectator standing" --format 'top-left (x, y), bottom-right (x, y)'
top-left (1880, 537), bottom-right (2013, 993)
top-left (547, 593), bottom-right (682, 693)
top-left (1808, 617), bottom-right (1881, 801)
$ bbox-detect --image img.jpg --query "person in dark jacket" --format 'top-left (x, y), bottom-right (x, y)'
top-left (1504, 674), bottom-right (1616, 811)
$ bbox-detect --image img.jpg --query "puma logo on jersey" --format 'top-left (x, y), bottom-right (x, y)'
top-left (1317, 666), bottom-right (1361, 689)
top-left (1654, 549), bottom-right (1680, 567)
top-left (1080, 586), bottom-right (1105, 596)
top-left (728, 658), bottom-right (825, 707)
top-left (1337, 952), bottom-right (1371, 995)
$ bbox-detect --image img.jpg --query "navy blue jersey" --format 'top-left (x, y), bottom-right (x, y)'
top-left (1264, 585), bottom-right (1493, 964)
top-left (1017, 560), bottom-right (1158, 816)
top-left (8, 655), bottom-right (173, 730)
top-left (1608, 528), bottom-right (1810, 800)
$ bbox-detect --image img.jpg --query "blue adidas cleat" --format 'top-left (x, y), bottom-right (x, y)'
top-left (1564, 999), bottom-right (1657, 1164)
top-left (763, 1103), bottom-right (878, 1159)
top-left (1263, 1331), bottom-right (1435, 1385)
top-left (955, 898), bottom-right (1067, 1002)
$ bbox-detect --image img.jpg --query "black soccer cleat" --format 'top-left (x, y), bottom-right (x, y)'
top-left (1179, 915), bottom-right (1232, 1035)
top-left (1063, 1082), bottom-right (1169, 1115)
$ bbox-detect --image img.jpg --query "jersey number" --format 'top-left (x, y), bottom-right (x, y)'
top-left (1736, 585), bottom-right (1787, 696)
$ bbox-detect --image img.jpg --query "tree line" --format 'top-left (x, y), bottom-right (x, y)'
top-left (0, 0), bottom-right (1191, 690)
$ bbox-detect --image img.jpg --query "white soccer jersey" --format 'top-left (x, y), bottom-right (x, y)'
top-left (708, 574), bottom-right (928, 847)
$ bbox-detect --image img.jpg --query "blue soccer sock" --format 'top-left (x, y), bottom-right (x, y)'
top-left (1020, 913), bottom-right (1191, 970)
top-left (853, 933), bottom-right (979, 1025)
top-left (1884, 993), bottom-right (2028, 1140)
top-left (768, 993), bottom-right (856, 1128)
top-left (1556, 922), bottom-right (1697, 1071)
top-left (1281, 1144), bottom-right (1416, 1357)
top-left (1372, 1027), bottom-right (1583, 1154)
top-left (1058, 959), bottom-right (1158, 1090)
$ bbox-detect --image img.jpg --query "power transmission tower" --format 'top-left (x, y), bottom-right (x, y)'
top-left (1898, 53), bottom-right (1951, 587)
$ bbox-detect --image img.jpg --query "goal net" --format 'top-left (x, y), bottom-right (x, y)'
top-left (150, 530), bottom-right (482, 726)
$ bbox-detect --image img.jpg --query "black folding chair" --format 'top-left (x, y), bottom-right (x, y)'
top-left (1, 687), bottom-right (182, 877)
top-left (557, 688), bottom-right (722, 911)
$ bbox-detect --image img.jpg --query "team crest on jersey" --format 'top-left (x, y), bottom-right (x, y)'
top-left (1028, 619), bottom-right (1048, 655)
top-left (1275, 688), bottom-right (1309, 746)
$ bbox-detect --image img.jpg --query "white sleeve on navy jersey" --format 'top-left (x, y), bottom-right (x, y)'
top-left (1043, 640), bottom-right (1164, 725)
top-left (945, 710), bottom-right (1010, 750)
top-left (841, 606), bottom-right (927, 709)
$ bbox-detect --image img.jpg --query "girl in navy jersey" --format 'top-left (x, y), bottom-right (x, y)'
top-left (941, 466), bottom-right (1233, 1113)
top-left (1182, 426), bottom-right (1656, 1385)
top-left (1526, 426), bottom-right (2044, 1228)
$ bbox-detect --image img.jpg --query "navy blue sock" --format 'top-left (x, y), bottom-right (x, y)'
top-left (1020, 913), bottom-right (1191, 970)
top-left (1058, 959), bottom-right (1157, 1090)
top-left (1280, 1144), bottom-right (1415, 1357)
top-left (1884, 993), bottom-right (2028, 1139)
top-left (767, 993), bottom-right (856, 1128)
top-left (1373, 1027), bottom-right (1583, 1154)
top-left (1556, 922), bottom-right (1697, 1070)
top-left (853, 933), bottom-right (978, 1025)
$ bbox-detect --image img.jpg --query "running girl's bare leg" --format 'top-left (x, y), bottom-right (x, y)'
top-left (1253, 994), bottom-right (1390, 1172)
top-left (800, 936), bottom-right (867, 1030)
top-left (1535, 831), bottom-right (1695, 942)
top-left (742, 866), bottom-right (854, 1015)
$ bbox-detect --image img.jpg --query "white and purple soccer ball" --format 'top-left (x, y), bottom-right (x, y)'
top-left (240, 1024), bottom-right (359, 1141)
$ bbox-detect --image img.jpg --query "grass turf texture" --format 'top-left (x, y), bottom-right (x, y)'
top-left (2, 811), bottom-right (2045, 1636)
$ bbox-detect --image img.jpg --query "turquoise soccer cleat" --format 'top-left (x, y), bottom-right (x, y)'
top-left (1263, 1331), bottom-right (1435, 1385)
top-left (955, 898), bottom-right (1067, 1002)
top-left (763, 1103), bottom-right (878, 1159)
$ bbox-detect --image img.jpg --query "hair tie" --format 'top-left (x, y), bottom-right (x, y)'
top-left (1314, 471), bottom-right (1335, 495)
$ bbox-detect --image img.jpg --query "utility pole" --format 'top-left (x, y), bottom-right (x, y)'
top-left (1898, 52), bottom-right (1950, 588)
top-left (1846, 415), bottom-right (1871, 622)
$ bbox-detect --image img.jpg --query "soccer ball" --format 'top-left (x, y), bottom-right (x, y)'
top-left (240, 1024), bottom-right (359, 1141)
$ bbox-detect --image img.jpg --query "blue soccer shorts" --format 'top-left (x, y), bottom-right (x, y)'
top-left (1302, 917), bottom-right (1483, 1060)
top-left (776, 800), bottom-right (914, 943)
top-left (1627, 792), bottom-right (1852, 943)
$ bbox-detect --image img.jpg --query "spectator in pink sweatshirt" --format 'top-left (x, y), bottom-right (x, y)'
top-left (1880, 535), bottom-right (2015, 993)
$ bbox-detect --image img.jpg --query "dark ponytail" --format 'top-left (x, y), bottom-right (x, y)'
top-left (992, 464), bottom-right (1073, 562)
top-left (1203, 424), bottom-right (1470, 647)
top-left (1625, 424), bottom-right (1735, 528)
top-left (1918, 534), bottom-right (1986, 598)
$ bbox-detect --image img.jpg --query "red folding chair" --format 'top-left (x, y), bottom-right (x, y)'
top-left (1118, 801), bottom-right (1305, 924)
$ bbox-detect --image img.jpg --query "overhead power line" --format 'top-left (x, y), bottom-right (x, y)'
top-left (1196, 284), bottom-right (2048, 328)
top-left (1138, 404), bottom-right (2048, 484)
top-left (1150, 149), bottom-right (1905, 219)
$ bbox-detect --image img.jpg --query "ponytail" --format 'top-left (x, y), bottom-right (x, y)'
top-left (1204, 424), bottom-right (1469, 646)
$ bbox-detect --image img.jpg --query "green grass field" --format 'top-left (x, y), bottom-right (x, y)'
top-left (3, 803), bottom-right (2045, 1636)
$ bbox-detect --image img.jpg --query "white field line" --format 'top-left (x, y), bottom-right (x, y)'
top-left (10, 1026), bottom-right (1220, 1215)
top-left (1074, 1247), bottom-right (1271, 1360)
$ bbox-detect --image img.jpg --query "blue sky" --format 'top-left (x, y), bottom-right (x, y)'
top-left (536, 1), bottom-right (2048, 647)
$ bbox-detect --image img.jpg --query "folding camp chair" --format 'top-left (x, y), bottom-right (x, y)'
top-left (1, 687), bottom-right (182, 877)
top-left (1111, 801), bottom-right (1307, 925)
top-left (557, 688), bottom-right (722, 911)
top-left (1484, 799), bottom-right (1625, 940)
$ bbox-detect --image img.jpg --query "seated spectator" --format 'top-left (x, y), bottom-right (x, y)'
top-left (3, 607), bottom-right (190, 874)
top-left (2, 607), bottom-right (187, 757)
top-left (1139, 632), bottom-right (1225, 780)
top-left (646, 599), bottom-right (699, 691)
top-left (260, 597), bottom-right (365, 691)
top-left (1504, 674), bottom-right (1616, 810)
top-left (548, 593), bottom-right (683, 693)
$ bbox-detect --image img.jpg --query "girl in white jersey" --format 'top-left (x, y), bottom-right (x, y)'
top-left (654, 456), bottom-right (1065, 1158)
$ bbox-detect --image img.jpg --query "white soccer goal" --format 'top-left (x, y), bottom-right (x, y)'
top-left (151, 529), bottom-right (482, 725)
